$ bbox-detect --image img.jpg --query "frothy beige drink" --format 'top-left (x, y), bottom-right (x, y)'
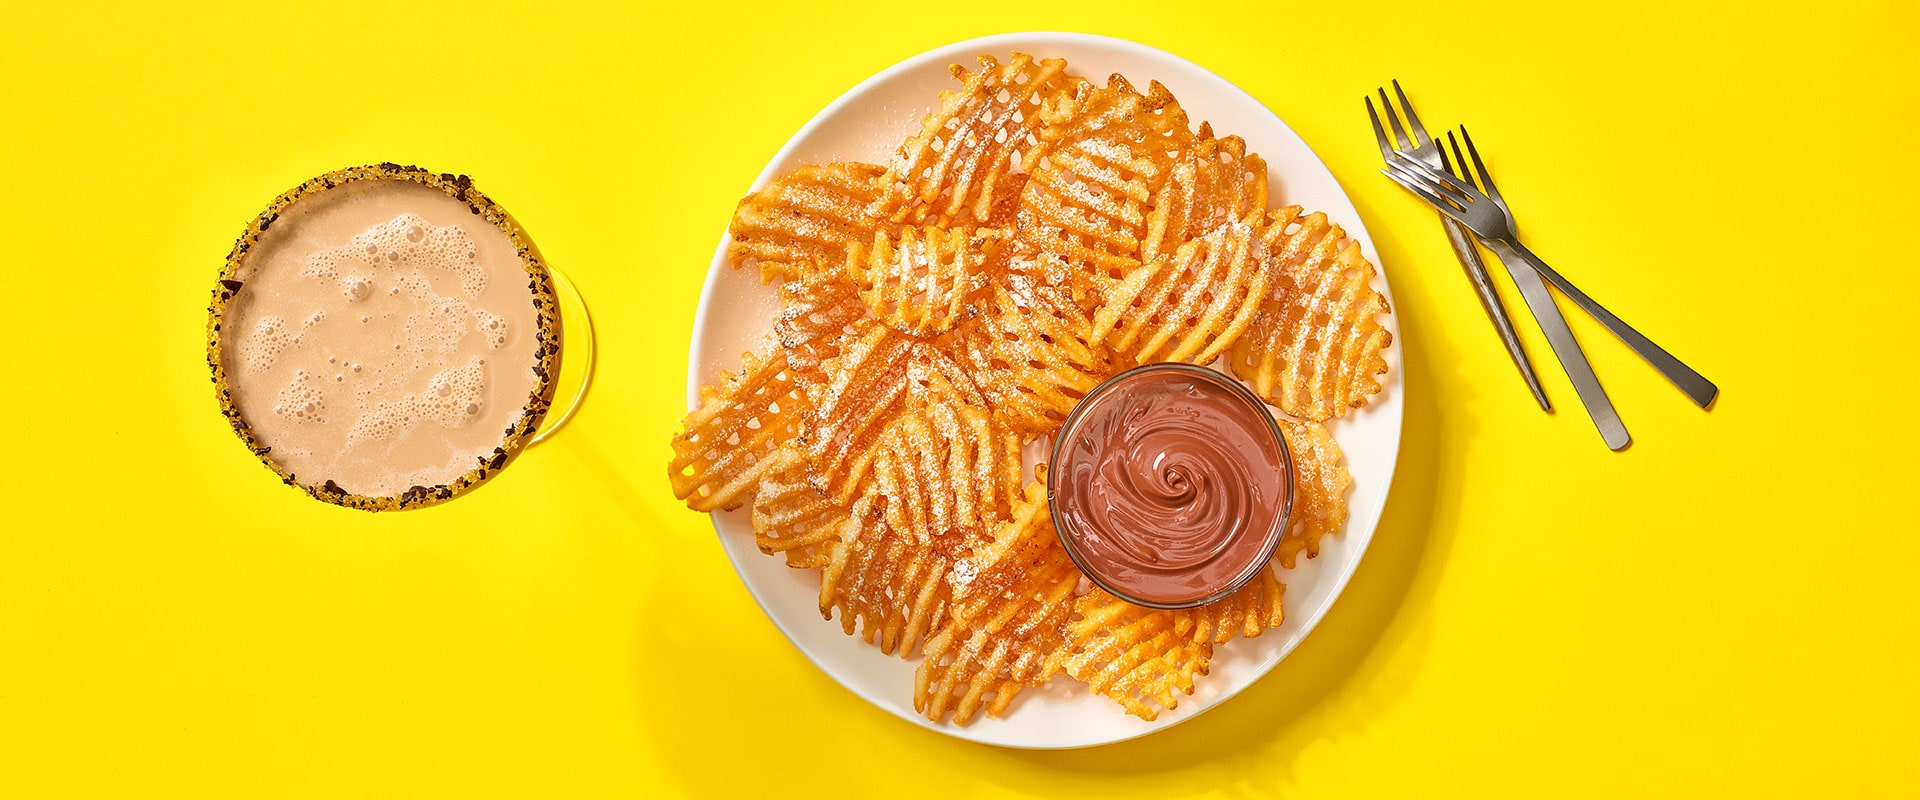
top-left (210, 166), bottom-right (558, 509)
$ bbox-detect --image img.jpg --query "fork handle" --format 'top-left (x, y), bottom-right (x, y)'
top-left (1500, 252), bottom-right (1631, 450)
top-left (1439, 215), bottom-right (1551, 412)
top-left (1491, 240), bottom-right (1719, 409)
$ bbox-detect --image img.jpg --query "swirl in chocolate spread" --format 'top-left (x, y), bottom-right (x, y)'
top-left (1053, 365), bottom-right (1290, 607)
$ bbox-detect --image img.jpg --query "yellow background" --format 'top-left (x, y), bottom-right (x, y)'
top-left (4, 2), bottom-right (1915, 796)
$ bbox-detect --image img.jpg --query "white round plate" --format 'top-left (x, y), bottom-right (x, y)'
top-left (687, 32), bottom-right (1403, 749)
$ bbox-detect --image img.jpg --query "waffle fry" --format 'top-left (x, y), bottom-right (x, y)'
top-left (1275, 420), bottom-right (1352, 569)
top-left (1067, 556), bottom-right (1287, 721)
top-left (1091, 213), bottom-right (1272, 365)
top-left (970, 172), bottom-right (1027, 228)
top-left (956, 269), bottom-right (1123, 433)
top-left (910, 337), bottom-right (990, 408)
top-left (867, 371), bottom-right (1023, 548)
top-left (775, 268), bottom-right (867, 386)
top-left (1191, 566), bottom-right (1285, 644)
top-left (668, 349), bottom-right (804, 512)
top-left (728, 162), bottom-right (887, 284)
top-left (802, 322), bottom-right (916, 504)
top-left (848, 226), bottom-right (1005, 337)
top-left (751, 445), bottom-right (849, 569)
top-left (1016, 75), bottom-right (1194, 303)
top-left (916, 480), bottom-right (1080, 724)
top-left (818, 491), bottom-right (953, 657)
top-left (1140, 127), bottom-right (1269, 265)
top-left (1065, 590), bottom-right (1213, 722)
top-left (877, 53), bottom-right (1074, 226)
top-left (1227, 206), bottom-right (1392, 421)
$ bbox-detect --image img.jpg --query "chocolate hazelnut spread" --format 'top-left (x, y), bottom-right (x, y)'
top-left (1051, 364), bottom-right (1292, 608)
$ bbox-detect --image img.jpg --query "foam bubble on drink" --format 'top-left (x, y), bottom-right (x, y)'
top-left (273, 372), bottom-right (327, 424)
top-left (302, 251), bottom-right (340, 281)
top-left (418, 355), bottom-right (489, 426)
top-left (242, 316), bottom-right (293, 371)
top-left (342, 275), bottom-right (372, 302)
top-left (220, 179), bottom-right (543, 498)
top-left (346, 399), bottom-right (408, 444)
top-left (312, 212), bottom-right (490, 301)
top-left (335, 355), bottom-right (492, 448)
top-left (393, 295), bottom-right (476, 365)
top-left (473, 308), bottom-right (509, 350)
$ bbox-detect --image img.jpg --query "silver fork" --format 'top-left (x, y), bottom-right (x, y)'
top-left (1424, 133), bottom-right (1627, 449)
top-left (1366, 82), bottom-right (1549, 411)
top-left (1385, 129), bottom-right (1719, 412)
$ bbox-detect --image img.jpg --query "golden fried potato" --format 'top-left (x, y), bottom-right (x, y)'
top-left (847, 226), bottom-right (1005, 337)
top-left (916, 480), bottom-right (1080, 724)
top-left (1015, 75), bottom-right (1195, 305)
top-left (816, 362), bottom-right (1023, 659)
top-left (908, 335), bottom-right (990, 409)
top-left (1140, 127), bottom-right (1268, 265)
top-left (954, 268), bottom-right (1124, 433)
top-left (1275, 420), bottom-right (1351, 569)
top-left (1065, 559), bottom-right (1287, 720)
top-left (801, 322), bottom-right (916, 504)
top-left (774, 268), bottom-right (867, 386)
top-left (802, 319), bottom-right (999, 504)
top-left (750, 445), bottom-right (848, 569)
top-left (668, 349), bottom-right (806, 512)
top-left (1065, 589), bottom-right (1213, 722)
top-left (877, 53), bottom-right (1075, 226)
top-left (818, 492), bottom-right (952, 657)
top-left (969, 172), bottom-right (1028, 229)
top-left (1191, 565), bottom-right (1285, 644)
top-left (729, 162), bottom-right (886, 283)
top-left (1091, 213), bottom-right (1271, 365)
top-left (1227, 206), bottom-right (1392, 421)
top-left (867, 370), bottom-right (1023, 549)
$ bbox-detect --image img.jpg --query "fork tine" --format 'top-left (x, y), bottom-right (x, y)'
top-left (1381, 169), bottom-right (1470, 222)
top-left (1390, 79), bottom-right (1431, 147)
top-left (1445, 131), bottom-right (1472, 188)
top-left (1391, 151), bottom-right (1479, 199)
top-left (1458, 125), bottom-right (1503, 203)
top-left (1385, 159), bottom-right (1469, 205)
top-left (1365, 96), bottom-right (1395, 162)
top-left (1376, 87), bottom-right (1415, 150)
